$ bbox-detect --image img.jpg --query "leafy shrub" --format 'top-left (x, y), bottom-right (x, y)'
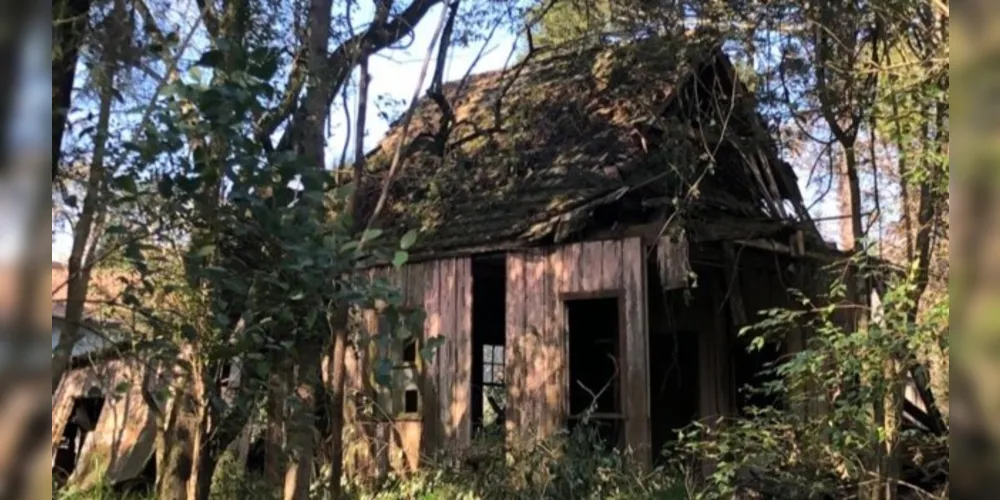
top-left (669, 262), bottom-right (949, 500)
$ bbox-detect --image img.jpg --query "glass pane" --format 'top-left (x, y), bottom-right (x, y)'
top-left (494, 364), bottom-right (505, 383)
top-left (483, 364), bottom-right (493, 383)
top-left (495, 345), bottom-right (504, 365)
top-left (483, 345), bottom-right (493, 363)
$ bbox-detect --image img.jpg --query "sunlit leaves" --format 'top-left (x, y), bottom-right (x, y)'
top-left (392, 250), bottom-right (409, 268)
top-left (400, 229), bottom-right (420, 250)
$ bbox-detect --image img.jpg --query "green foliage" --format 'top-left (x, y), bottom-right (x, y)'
top-left (531, 0), bottom-right (612, 47)
top-left (345, 426), bottom-right (688, 500)
top-left (210, 451), bottom-right (278, 499)
top-left (670, 259), bottom-right (949, 499)
top-left (111, 42), bottom-right (430, 393)
top-left (53, 476), bottom-right (153, 500)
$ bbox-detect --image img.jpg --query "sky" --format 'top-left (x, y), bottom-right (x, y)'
top-left (323, 4), bottom-right (518, 165)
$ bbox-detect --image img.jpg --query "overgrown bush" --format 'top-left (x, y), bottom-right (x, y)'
top-left (344, 424), bottom-right (687, 500)
top-left (670, 261), bottom-right (949, 500)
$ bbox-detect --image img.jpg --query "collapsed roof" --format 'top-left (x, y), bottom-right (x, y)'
top-left (358, 36), bottom-right (818, 256)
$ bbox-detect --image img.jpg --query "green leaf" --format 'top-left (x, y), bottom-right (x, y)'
top-left (193, 245), bottom-right (216, 258)
top-left (157, 176), bottom-right (175, 198)
top-left (248, 47), bottom-right (281, 80)
top-left (392, 250), bottom-right (409, 268)
top-left (395, 324), bottom-right (412, 340)
top-left (196, 49), bottom-right (226, 68)
top-left (420, 336), bottom-right (446, 362)
top-left (115, 175), bottom-right (138, 194)
top-left (406, 309), bottom-right (427, 335)
top-left (361, 229), bottom-right (383, 243)
top-left (400, 229), bottom-right (419, 250)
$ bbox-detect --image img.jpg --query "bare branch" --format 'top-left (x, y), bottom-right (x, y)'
top-left (363, 3), bottom-right (452, 228)
top-left (195, 0), bottom-right (221, 39)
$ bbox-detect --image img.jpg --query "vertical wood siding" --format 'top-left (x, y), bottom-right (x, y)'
top-left (51, 359), bottom-right (155, 485)
top-left (506, 238), bottom-right (650, 464)
top-left (346, 257), bottom-right (472, 478)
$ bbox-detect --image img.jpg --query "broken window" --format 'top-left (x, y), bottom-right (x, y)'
top-left (566, 296), bottom-right (623, 450)
top-left (472, 255), bottom-right (506, 434)
top-left (372, 309), bottom-right (422, 418)
top-left (481, 344), bottom-right (506, 428)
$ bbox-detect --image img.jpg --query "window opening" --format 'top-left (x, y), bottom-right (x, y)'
top-left (566, 296), bottom-right (622, 450)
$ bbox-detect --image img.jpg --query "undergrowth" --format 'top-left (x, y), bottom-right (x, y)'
top-left (342, 424), bottom-right (689, 500)
top-left (54, 424), bottom-right (690, 499)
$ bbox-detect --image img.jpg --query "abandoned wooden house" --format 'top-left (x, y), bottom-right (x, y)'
top-left (51, 264), bottom-right (159, 490)
top-left (50, 36), bottom-right (855, 486)
top-left (340, 37), bottom-right (844, 476)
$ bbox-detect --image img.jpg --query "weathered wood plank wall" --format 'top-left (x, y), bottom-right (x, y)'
top-left (51, 359), bottom-right (155, 486)
top-left (345, 257), bottom-right (472, 477)
top-left (505, 237), bottom-right (650, 464)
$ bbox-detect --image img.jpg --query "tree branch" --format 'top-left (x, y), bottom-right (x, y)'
top-left (276, 0), bottom-right (444, 153)
top-left (195, 0), bottom-right (220, 39)
top-left (362, 2), bottom-right (451, 229)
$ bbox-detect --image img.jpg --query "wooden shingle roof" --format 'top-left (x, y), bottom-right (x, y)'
top-left (359, 36), bottom-right (812, 256)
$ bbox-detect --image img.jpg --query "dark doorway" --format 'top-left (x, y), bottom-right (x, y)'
top-left (53, 391), bottom-right (106, 482)
top-left (566, 296), bottom-right (622, 450)
top-left (646, 258), bottom-right (701, 463)
top-left (471, 254), bottom-right (507, 436)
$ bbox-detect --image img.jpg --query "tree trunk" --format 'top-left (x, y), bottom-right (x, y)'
top-left (51, 47), bottom-right (116, 393)
top-left (843, 145), bottom-right (864, 253)
top-left (266, 358), bottom-right (289, 485)
top-left (281, 0), bottom-right (334, 496)
top-left (283, 344), bottom-right (323, 499)
top-left (325, 308), bottom-right (351, 498)
top-left (156, 386), bottom-right (198, 499)
top-left (52, 0), bottom-right (92, 181)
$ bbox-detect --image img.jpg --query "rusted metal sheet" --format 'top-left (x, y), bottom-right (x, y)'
top-left (505, 238), bottom-right (649, 464)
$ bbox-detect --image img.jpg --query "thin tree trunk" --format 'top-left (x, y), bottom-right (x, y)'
top-left (266, 358), bottom-right (289, 485)
top-left (837, 153), bottom-right (854, 251)
top-left (282, 0), bottom-right (334, 496)
top-left (51, 47), bottom-right (116, 393)
top-left (52, 0), bottom-right (92, 181)
top-left (843, 145), bottom-right (864, 253)
top-left (323, 50), bottom-right (371, 500)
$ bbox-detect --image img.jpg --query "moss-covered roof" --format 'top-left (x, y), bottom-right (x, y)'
top-left (360, 36), bottom-right (810, 255)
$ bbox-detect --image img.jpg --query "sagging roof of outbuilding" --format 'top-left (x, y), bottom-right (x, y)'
top-left (356, 35), bottom-right (815, 256)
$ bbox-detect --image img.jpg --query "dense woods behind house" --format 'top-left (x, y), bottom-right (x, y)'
top-left (49, 0), bottom-right (952, 499)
